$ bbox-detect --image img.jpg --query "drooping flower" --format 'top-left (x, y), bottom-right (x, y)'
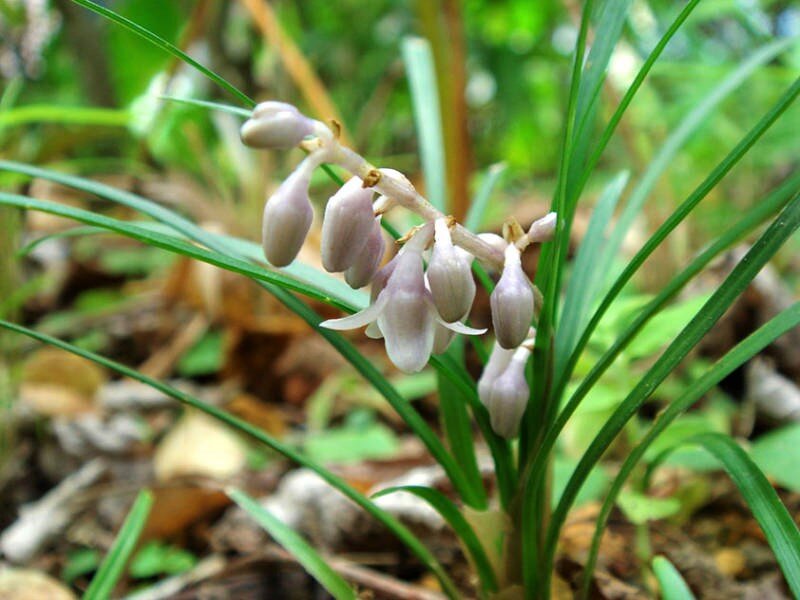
top-left (321, 177), bottom-right (376, 272)
top-left (240, 101), bottom-right (314, 149)
top-left (321, 227), bottom-right (484, 372)
top-left (344, 217), bottom-right (385, 289)
top-left (490, 244), bottom-right (534, 349)
top-left (427, 218), bottom-right (476, 322)
top-left (261, 157), bottom-right (317, 267)
top-left (484, 345), bottom-right (531, 439)
top-left (477, 341), bottom-right (516, 407)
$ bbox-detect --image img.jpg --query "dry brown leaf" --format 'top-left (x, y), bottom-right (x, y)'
top-left (153, 410), bottom-right (247, 482)
top-left (0, 568), bottom-right (77, 600)
top-left (20, 348), bottom-right (107, 416)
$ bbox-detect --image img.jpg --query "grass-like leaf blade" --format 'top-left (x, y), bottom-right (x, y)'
top-left (83, 490), bottom-right (153, 600)
top-left (558, 76), bottom-right (800, 396)
top-left (579, 302), bottom-right (800, 598)
top-left (0, 160), bottom-right (485, 508)
top-left (70, 0), bottom-right (254, 107)
top-left (687, 433), bottom-right (800, 597)
top-left (534, 178), bottom-right (800, 487)
top-left (464, 162), bottom-right (506, 233)
top-left (555, 171), bottom-right (629, 373)
top-left (436, 339), bottom-right (487, 509)
top-left (228, 488), bottom-right (355, 599)
top-left (0, 319), bottom-right (461, 599)
top-left (652, 556), bottom-right (696, 600)
top-left (543, 192), bottom-right (800, 591)
top-left (402, 37), bottom-right (447, 211)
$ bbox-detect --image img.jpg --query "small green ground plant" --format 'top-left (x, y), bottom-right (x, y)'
top-left (1, 1), bottom-right (799, 598)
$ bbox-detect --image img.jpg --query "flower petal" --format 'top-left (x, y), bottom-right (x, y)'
top-left (437, 317), bottom-right (487, 336)
top-left (319, 294), bottom-right (387, 331)
top-left (378, 293), bottom-right (435, 373)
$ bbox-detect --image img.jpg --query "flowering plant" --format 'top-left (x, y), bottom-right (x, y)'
top-left (1, 0), bottom-right (799, 598)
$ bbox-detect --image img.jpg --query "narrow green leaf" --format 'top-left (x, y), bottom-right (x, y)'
top-left (70, 0), bottom-right (254, 107)
top-left (540, 176), bottom-right (800, 481)
top-left (0, 189), bottom-right (483, 507)
top-left (579, 303), bottom-right (800, 599)
top-left (652, 556), bottom-right (696, 600)
top-left (0, 160), bottom-right (484, 508)
top-left (0, 192), bottom-right (359, 313)
top-left (688, 433), bottom-right (800, 597)
top-left (0, 320), bottom-right (461, 599)
top-left (402, 37), bottom-right (447, 211)
top-left (431, 352), bottom-right (517, 510)
top-left (545, 193), bottom-right (800, 590)
top-left (464, 163), bottom-right (506, 232)
top-left (436, 339), bottom-right (487, 509)
top-left (559, 76), bottom-right (800, 395)
top-left (372, 485), bottom-right (498, 592)
top-left (567, 0), bottom-right (635, 197)
top-left (228, 488), bottom-right (355, 600)
top-left (83, 490), bottom-right (153, 600)
top-left (0, 105), bottom-right (130, 128)
top-left (556, 171), bottom-right (629, 373)
top-left (159, 95), bottom-right (252, 118)
top-left (603, 38), bottom-right (795, 285)
top-left (578, 0), bottom-right (703, 198)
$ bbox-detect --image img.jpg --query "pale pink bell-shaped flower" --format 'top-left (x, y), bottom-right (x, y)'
top-left (490, 244), bottom-right (534, 349)
top-left (364, 255), bottom-right (397, 339)
top-left (261, 158), bottom-right (316, 267)
top-left (344, 217), bottom-right (385, 289)
top-left (485, 346), bottom-right (530, 439)
top-left (240, 101), bottom-right (314, 149)
top-left (427, 218), bottom-right (476, 322)
top-left (477, 341), bottom-right (516, 407)
top-left (321, 229), bottom-right (485, 373)
top-left (321, 177), bottom-right (375, 272)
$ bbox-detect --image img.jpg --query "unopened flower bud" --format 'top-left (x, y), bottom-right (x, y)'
top-left (486, 347), bottom-right (530, 439)
top-left (262, 159), bottom-right (316, 267)
top-left (321, 177), bottom-right (375, 272)
top-left (490, 244), bottom-right (534, 349)
top-left (525, 212), bottom-right (557, 243)
top-left (427, 218), bottom-right (476, 322)
top-left (345, 218), bottom-right (385, 289)
top-left (477, 342), bottom-right (515, 407)
top-left (240, 101), bottom-right (314, 149)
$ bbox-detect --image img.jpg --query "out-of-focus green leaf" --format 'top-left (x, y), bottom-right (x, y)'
top-left (83, 490), bottom-right (153, 600)
top-left (617, 490), bottom-right (681, 525)
top-left (653, 556), bottom-right (697, 600)
top-left (129, 541), bottom-right (198, 579)
top-left (752, 423), bottom-right (800, 493)
top-left (177, 331), bottom-right (223, 377)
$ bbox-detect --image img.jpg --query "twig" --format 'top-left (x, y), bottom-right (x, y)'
top-left (262, 544), bottom-right (447, 600)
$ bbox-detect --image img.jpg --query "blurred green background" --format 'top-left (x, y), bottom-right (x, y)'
top-left (2, 0), bottom-right (797, 251)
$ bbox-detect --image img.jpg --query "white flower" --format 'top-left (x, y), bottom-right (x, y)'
top-left (240, 101), bottom-right (314, 149)
top-left (427, 218), bottom-right (476, 322)
top-left (321, 229), bottom-right (485, 372)
top-left (490, 244), bottom-right (534, 348)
